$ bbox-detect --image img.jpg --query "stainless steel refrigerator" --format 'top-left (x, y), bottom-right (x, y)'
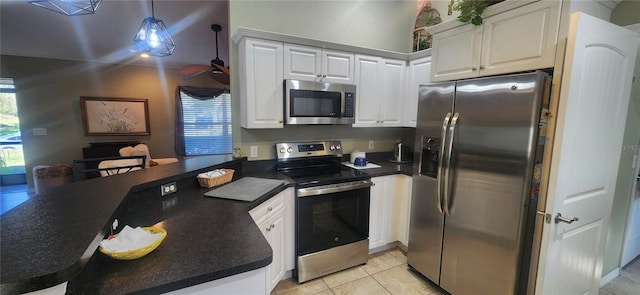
top-left (407, 71), bottom-right (551, 295)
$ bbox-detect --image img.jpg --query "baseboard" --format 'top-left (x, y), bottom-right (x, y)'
top-left (601, 267), bottom-right (620, 287)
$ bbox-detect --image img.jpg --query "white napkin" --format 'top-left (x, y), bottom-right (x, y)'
top-left (100, 225), bottom-right (163, 252)
top-left (198, 169), bottom-right (226, 178)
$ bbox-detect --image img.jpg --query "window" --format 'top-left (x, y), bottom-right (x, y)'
top-left (176, 88), bottom-right (232, 156)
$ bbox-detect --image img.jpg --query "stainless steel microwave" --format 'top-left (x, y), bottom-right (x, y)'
top-left (284, 79), bottom-right (356, 125)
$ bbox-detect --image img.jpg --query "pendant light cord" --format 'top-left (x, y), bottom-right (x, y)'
top-left (151, 0), bottom-right (155, 19)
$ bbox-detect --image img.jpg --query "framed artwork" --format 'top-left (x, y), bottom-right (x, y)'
top-left (80, 97), bottom-right (150, 136)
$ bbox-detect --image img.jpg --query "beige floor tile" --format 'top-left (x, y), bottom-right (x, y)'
top-left (275, 278), bottom-right (330, 295)
top-left (372, 265), bottom-right (439, 295)
top-left (314, 290), bottom-right (335, 295)
top-left (331, 276), bottom-right (391, 295)
top-left (621, 257), bottom-right (640, 283)
top-left (322, 266), bottom-right (369, 289)
top-left (362, 252), bottom-right (404, 275)
top-left (601, 276), bottom-right (640, 295)
top-left (387, 249), bottom-right (407, 264)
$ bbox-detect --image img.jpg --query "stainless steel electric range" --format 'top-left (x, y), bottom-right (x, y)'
top-left (276, 141), bottom-right (372, 283)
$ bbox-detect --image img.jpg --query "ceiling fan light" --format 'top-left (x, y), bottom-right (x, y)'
top-left (211, 57), bottom-right (225, 74)
top-left (28, 0), bottom-right (102, 16)
top-left (133, 17), bottom-right (175, 57)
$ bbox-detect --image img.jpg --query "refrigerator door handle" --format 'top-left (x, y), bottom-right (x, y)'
top-left (437, 112), bottom-right (452, 215)
top-left (443, 112), bottom-right (459, 216)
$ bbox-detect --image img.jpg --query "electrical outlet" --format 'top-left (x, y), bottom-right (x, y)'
top-left (368, 140), bottom-right (374, 150)
top-left (161, 182), bottom-right (177, 196)
top-left (250, 146), bottom-right (258, 158)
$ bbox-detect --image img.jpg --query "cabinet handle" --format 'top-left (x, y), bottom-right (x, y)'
top-left (267, 207), bottom-right (273, 212)
top-left (472, 67), bottom-right (478, 71)
top-left (266, 224), bottom-right (275, 232)
top-left (270, 224), bottom-right (275, 229)
top-left (322, 74), bottom-right (327, 78)
top-left (266, 227), bottom-right (271, 232)
top-left (316, 74), bottom-right (322, 77)
top-left (479, 65), bottom-right (485, 70)
top-left (278, 121), bottom-right (283, 123)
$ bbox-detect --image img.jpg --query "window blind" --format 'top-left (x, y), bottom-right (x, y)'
top-left (179, 91), bottom-right (232, 156)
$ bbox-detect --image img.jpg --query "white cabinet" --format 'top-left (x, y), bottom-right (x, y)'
top-left (431, 0), bottom-right (560, 82)
top-left (353, 55), bottom-right (405, 127)
top-left (238, 38), bottom-right (284, 129)
top-left (249, 188), bottom-right (294, 292)
top-left (284, 44), bottom-right (354, 84)
top-left (405, 56), bottom-right (432, 127)
top-left (370, 175), bottom-right (413, 252)
top-left (393, 175), bottom-right (413, 248)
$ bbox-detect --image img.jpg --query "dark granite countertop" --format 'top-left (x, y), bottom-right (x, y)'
top-left (0, 152), bottom-right (411, 294)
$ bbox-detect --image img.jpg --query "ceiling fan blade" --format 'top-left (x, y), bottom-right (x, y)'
top-left (208, 71), bottom-right (230, 85)
top-left (180, 65), bottom-right (214, 80)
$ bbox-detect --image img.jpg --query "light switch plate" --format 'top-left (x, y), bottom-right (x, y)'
top-left (250, 146), bottom-right (258, 158)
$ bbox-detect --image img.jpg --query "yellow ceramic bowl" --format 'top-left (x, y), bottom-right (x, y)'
top-left (99, 227), bottom-right (167, 260)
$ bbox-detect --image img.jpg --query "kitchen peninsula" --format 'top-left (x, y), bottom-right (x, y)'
top-left (0, 155), bottom-right (290, 294)
top-left (0, 153), bottom-right (411, 294)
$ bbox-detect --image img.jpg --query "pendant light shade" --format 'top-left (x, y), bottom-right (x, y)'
top-left (133, 1), bottom-right (175, 57)
top-left (28, 0), bottom-right (102, 16)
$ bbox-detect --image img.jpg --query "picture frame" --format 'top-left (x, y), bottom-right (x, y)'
top-left (80, 97), bottom-right (150, 136)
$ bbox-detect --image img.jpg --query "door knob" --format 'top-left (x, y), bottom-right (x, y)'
top-left (555, 213), bottom-right (579, 224)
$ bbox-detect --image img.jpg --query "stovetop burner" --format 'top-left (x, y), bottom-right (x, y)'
top-left (276, 141), bottom-right (370, 187)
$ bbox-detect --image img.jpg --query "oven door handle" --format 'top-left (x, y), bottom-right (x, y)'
top-left (297, 180), bottom-right (373, 197)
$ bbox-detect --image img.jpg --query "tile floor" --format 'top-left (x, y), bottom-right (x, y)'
top-left (600, 256), bottom-right (640, 295)
top-left (272, 248), bottom-right (447, 295)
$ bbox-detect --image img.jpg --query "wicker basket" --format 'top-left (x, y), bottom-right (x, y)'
top-left (99, 227), bottom-right (167, 260)
top-left (197, 169), bottom-right (234, 188)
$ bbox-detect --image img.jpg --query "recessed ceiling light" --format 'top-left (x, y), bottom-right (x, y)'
top-left (140, 53), bottom-right (150, 58)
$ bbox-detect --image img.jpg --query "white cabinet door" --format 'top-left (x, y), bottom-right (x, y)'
top-left (248, 188), bottom-right (294, 292)
top-left (379, 58), bottom-right (405, 127)
top-left (405, 56), bottom-right (432, 127)
top-left (238, 38), bottom-right (284, 129)
top-left (480, 0), bottom-right (560, 77)
top-left (283, 44), bottom-right (322, 81)
top-left (369, 176), bottom-right (396, 250)
top-left (322, 49), bottom-right (355, 84)
top-left (392, 175), bottom-right (412, 248)
top-left (431, 24), bottom-right (482, 82)
top-left (354, 54), bottom-right (383, 127)
top-left (260, 208), bottom-right (286, 292)
top-left (284, 44), bottom-right (354, 84)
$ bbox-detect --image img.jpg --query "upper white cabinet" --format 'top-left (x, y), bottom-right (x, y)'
top-left (353, 55), bottom-right (405, 127)
top-left (284, 44), bottom-right (355, 84)
top-left (238, 38), bottom-right (284, 129)
top-left (405, 56), bottom-right (432, 127)
top-left (431, 0), bottom-right (560, 82)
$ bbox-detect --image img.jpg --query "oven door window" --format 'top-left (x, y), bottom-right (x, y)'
top-left (290, 90), bottom-right (341, 117)
top-left (296, 188), bottom-right (370, 256)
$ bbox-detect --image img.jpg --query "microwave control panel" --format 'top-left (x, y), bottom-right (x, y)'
top-left (344, 93), bottom-right (355, 118)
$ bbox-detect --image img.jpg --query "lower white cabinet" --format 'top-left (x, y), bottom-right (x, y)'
top-left (369, 175), bottom-right (412, 251)
top-left (249, 188), bottom-right (294, 292)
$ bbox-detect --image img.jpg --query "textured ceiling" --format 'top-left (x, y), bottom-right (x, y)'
top-left (0, 0), bottom-right (229, 69)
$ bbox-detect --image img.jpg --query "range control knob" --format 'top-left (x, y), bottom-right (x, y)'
top-left (279, 147), bottom-right (285, 153)
top-left (336, 145), bottom-right (341, 150)
top-left (330, 145), bottom-right (336, 151)
top-left (287, 147), bottom-right (293, 153)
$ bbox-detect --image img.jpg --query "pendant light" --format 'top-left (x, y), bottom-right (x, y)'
top-left (28, 0), bottom-right (102, 16)
top-left (133, 0), bottom-right (175, 57)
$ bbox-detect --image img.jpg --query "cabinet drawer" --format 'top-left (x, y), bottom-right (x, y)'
top-left (249, 192), bottom-right (284, 224)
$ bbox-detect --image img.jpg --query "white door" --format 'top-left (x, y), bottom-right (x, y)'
top-left (536, 13), bottom-right (638, 295)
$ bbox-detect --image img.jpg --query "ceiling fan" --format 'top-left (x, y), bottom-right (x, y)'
top-left (180, 24), bottom-right (230, 85)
